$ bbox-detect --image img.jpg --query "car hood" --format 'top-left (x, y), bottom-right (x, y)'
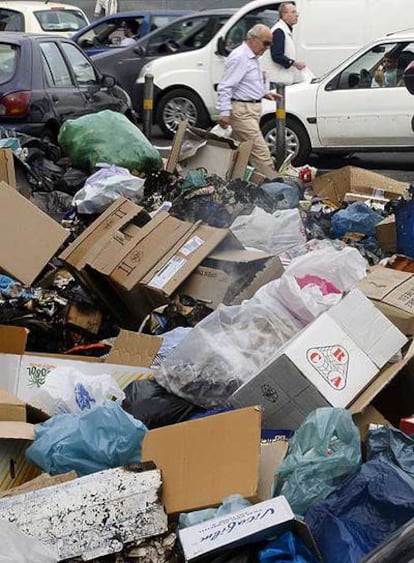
top-left (261, 80), bottom-right (319, 115)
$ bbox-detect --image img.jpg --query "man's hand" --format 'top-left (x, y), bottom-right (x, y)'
top-left (219, 116), bottom-right (231, 128)
top-left (264, 92), bottom-right (283, 102)
top-left (293, 61), bottom-right (306, 70)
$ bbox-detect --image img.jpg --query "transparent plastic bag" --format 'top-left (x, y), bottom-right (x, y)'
top-left (155, 300), bottom-right (302, 409)
top-left (274, 408), bottom-right (361, 517)
top-left (0, 521), bottom-right (57, 562)
top-left (179, 495), bottom-right (251, 529)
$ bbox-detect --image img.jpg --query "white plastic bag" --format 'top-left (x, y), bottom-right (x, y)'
top-left (73, 163), bottom-right (145, 213)
top-left (230, 208), bottom-right (306, 254)
top-left (0, 521), bottom-right (57, 563)
top-left (30, 367), bottom-right (125, 416)
top-left (210, 124), bottom-right (233, 138)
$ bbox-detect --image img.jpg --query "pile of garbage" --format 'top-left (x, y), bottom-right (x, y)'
top-left (1, 111), bottom-right (414, 562)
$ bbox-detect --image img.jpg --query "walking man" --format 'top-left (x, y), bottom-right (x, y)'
top-left (217, 24), bottom-right (282, 179)
top-left (261, 2), bottom-right (306, 87)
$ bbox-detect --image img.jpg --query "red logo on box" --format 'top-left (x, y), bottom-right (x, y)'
top-left (306, 346), bottom-right (349, 390)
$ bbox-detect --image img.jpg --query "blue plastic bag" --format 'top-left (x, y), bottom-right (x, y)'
top-left (396, 197), bottom-right (414, 259)
top-left (179, 495), bottom-right (251, 529)
top-left (305, 459), bottom-right (414, 563)
top-left (367, 425), bottom-right (414, 477)
top-left (26, 401), bottom-right (147, 476)
top-left (274, 408), bottom-right (361, 517)
top-left (259, 182), bottom-right (301, 210)
top-left (331, 202), bottom-right (383, 238)
top-left (259, 531), bottom-right (319, 563)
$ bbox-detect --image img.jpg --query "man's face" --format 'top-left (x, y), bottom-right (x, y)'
top-left (383, 57), bottom-right (397, 70)
top-left (250, 30), bottom-right (272, 56)
top-left (283, 4), bottom-right (299, 26)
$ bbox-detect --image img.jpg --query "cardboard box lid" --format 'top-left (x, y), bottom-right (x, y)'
top-left (0, 388), bottom-right (27, 422)
top-left (208, 232), bottom-right (273, 264)
top-left (0, 181), bottom-right (69, 285)
top-left (357, 268), bottom-right (412, 301)
top-left (142, 407), bottom-right (262, 514)
top-left (312, 166), bottom-right (408, 204)
top-left (178, 266), bottom-right (230, 309)
top-left (0, 420), bottom-right (35, 440)
top-left (0, 326), bottom-right (28, 354)
top-left (106, 330), bottom-right (162, 368)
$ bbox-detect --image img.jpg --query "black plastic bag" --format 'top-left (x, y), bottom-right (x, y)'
top-left (56, 167), bottom-right (88, 195)
top-left (122, 379), bottom-right (201, 429)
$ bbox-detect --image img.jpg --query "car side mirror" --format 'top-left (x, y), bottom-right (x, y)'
top-left (101, 74), bottom-right (116, 88)
top-left (216, 36), bottom-right (229, 57)
top-left (133, 45), bottom-right (145, 56)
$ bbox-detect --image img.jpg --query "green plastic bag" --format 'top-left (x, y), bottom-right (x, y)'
top-left (273, 408), bottom-right (361, 517)
top-left (58, 110), bottom-right (163, 174)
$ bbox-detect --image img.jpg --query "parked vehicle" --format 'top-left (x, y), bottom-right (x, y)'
top-left (0, 1), bottom-right (88, 36)
top-left (92, 9), bottom-right (233, 112)
top-left (0, 33), bottom-right (133, 141)
top-left (71, 10), bottom-right (190, 56)
top-left (260, 29), bottom-right (414, 165)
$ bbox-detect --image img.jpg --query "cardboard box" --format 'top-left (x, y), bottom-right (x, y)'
top-left (179, 496), bottom-right (319, 562)
top-left (0, 149), bottom-right (16, 189)
top-left (312, 166), bottom-right (408, 204)
top-left (141, 407), bottom-right (262, 514)
top-left (64, 302), bottom-right (103, 335)
top-left (0, 388), bottom-right (47, 491)
top-left (258, 431), bottom-right (289, 501)
top-left (357, 268), bottom-right (414, 335)
top-left (106, 329), bottom-right (161, 368)
top-left (166, 122), bottom-right (252, 180)
top-left (0, 325), bottom-right (154, 405)
top-left (231, 290), bottom-right (407, 429)
top-left (0, 181), bottom-right (69, 285)
top-left (376, 216), bottom-right (397, 253)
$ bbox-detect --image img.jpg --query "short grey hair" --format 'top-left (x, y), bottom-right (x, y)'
top-left (279, 2), bottom-right (295, 18)
top-left (246, 24), bottom-right (269, 40)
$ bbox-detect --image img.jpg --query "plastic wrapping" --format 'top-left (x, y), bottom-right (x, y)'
top-left (58, 110), bottom-right (163, 173)
top-left (258, 182), bottom-right (301, 210)
top-left (30, 367), bottom-right (125, 416)
top-left (73, 164), bottom-right (145, 213)
top-left (258, 532), bottom-right (319, 563)
top-left (155, 300), bottom-right (302, 409)
top-left (274, 408), bottom-right (361, 517)
top-left (331, 202), bottom-right (383, 238)
top-left (306, 459), bottom-right (414, 563)
top-left (179, 495), bottom-right (251, 529)
top-left (0, 521), bottom-right (57, 563)
top-left (230, 208), bottom-right (306, 255)
top-left (26, 401), bottom-right (147, 476)
top-left (367, 425), bottom-right (414, 477)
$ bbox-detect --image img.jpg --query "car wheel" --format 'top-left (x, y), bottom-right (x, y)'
top-left (157, 88), bottom-right (210, 139)
top-left (262, 116), bottom-right (311, 166)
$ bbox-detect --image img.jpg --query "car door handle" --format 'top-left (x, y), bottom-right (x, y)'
top-left (52, 94), bottom-right (59, 103)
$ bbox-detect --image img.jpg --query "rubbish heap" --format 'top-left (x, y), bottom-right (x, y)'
top-left (0, 110), bottom-right (414, 562)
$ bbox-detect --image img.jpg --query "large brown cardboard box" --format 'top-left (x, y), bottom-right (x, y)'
top-left (357, 268), bottom-right (414, 335)
top-left (142, 407), bottom-right (262, 514)
top-left (312, 166), bottom-right (408, 204)
top-left (0, 181), bottom-right (69, 285)
top-left (376, 216), bottom-right (397, 253)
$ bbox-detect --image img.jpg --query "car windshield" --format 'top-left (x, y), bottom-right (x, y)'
top-left (34, 9), bottom-right (87, 32)
top-left (0, 8), bottom-right (24, 31)
top-left (0, 43), bottom-right (18, 84)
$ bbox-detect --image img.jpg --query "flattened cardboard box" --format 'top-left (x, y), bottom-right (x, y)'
top-left (0, 181), bottom-right (69, 285)
top-left (357, 268), bottom-right (414, 335)
top-left (142, 407), bottom-right (262, 514)
top-left (312, 166), bottom-right (408, 204)
top-left (376, 216), bottom-right (396, 254)
top-left (231, 290), bottom-right (407, 429)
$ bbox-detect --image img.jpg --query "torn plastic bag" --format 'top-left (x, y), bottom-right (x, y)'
top-left (151, 327), bottom-right (192, 366)
top-left (305, 459), bottom-right (414, 563)
top-left (73, 164), bottom-right (145, 213)
top-left (274, 408), bottom-right (361, 518)
top-left (122, 379), bottom-right (201, 429)
top-left (0, 274), bottom-right (33, 299)
top-left (361, 516), bottom-right (414, 563)
top-left (230, 208), bottom-right (306, 255)
top-left (56, 167), bottom-right (88, 195)
top-left (258, 531), bottom-right (319, 563)
top-left (31, 190), bottom-right (73, 220)
top-left (30, 367), bottom-right (125, 416)
top-left (58, 110), bottom-right (163, 173)
top-left (179, 495), bottom-right (251, 529)
top-left (26, 401), bottom-right (147, 476)
top-left (367, 425), bottom-right (414, 477)
top-left (331, 202), bottom-right (383, 238)
top-left (155, 300), bottom-right (302, 409)
top-left (257, 182), bottom-right (301, 210)
top-left (0, 521), bottom-right (57, 563)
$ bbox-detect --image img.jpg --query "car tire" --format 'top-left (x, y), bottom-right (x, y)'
top-left (262, 116), bottom-right (311, 166)
top-left (157, 88), bottom-right (210, 139)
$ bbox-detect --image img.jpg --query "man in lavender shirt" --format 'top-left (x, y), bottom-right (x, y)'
top-left (217, 24), bottom-right (282, 179)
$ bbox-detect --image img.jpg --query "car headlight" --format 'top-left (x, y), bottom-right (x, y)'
top-left (138, 63), bottom-right (153, 81)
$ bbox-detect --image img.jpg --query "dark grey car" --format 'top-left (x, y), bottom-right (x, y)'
top-left (91, 9), bottom-right (235, 113)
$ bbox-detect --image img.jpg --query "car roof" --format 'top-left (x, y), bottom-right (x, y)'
top-left (0, 1), bottom-right (83, 10)
top-left (384, 27), bottom-right (414, 40)
top-left (87, 9), bottom-right (192, 21)
top-left (0, 31), bottom-right (76, 42)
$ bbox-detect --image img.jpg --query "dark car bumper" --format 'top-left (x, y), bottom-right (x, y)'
top-left (0, 122), bottom-right (46, 138)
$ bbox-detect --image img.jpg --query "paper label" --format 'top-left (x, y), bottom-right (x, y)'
top-left (148, 256), bottom-right (187, 289)
top-left (307, 345), bottom-right (349, 390)
top-left (180, 236), bottom-right (204, 256)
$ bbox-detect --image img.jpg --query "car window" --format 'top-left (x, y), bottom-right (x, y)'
top-left (0, 43), bottom-right (18, 84)
top-left (329, 41), bottom-right (414, 90)
top-left (61, 42), bottom-right (98, 87)
top-left (146, 15), bottom-right (210, 56)
top-left (0, 8), bottom-right (24, 31)
top-left (77, 17), bottom-right (143, 49)
top-left (34, 9), bottom-right (87, 32)
top-left (224, 8), bottom-right (278, 52)
top-left (151, 14), bottom-right (184, 32)
top-left (40, 42), bottom-right (73, 87)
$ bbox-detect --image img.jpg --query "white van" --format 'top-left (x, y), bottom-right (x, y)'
top-left (136, 0), bottom-right (414, 137)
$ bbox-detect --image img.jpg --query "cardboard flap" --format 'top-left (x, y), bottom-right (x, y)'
top-left (0, 421), bottom-right (35, 440)
top-left (0, 388), bottom-right (26, 422)
top-left (0, 326), bottom-right (28, 354)
top-left (106, 330), bottom-right (162, 368)
top-left (357, 269), bottom-right (412, 301)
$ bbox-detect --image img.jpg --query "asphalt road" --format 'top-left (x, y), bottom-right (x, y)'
top-left (148, 126), bottom-right (414, 184)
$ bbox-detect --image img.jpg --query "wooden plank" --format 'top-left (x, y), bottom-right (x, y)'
top-left (0, 466), bottom-right (167, 561)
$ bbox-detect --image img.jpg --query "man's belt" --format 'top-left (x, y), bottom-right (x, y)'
top-left (231, 99), bottom-right (262, 103)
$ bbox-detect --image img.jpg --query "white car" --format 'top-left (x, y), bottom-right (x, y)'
top-left (261, 28), bottom-right (414, 165)
top-left (0, 1), bottom-right (88, 36)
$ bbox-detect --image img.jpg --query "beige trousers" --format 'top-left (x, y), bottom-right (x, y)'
top-left (230, 101), bottom-right (276, 180)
